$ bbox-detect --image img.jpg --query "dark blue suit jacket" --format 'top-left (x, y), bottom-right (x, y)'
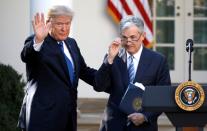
top-left (94, 47), bottom-right (171, 131)
top-left (20, 34), bottom-right (96, 131)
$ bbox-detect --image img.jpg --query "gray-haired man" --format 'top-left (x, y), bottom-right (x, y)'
top-left (94, 16), bottom-right (171, 131)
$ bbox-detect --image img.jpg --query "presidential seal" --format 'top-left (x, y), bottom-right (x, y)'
top-left (175, 81), bottom-right (205, 111)
top-left (132, 97), bottom-right (142, 111)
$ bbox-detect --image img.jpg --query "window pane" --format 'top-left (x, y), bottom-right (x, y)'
top-left (156, 47), bottom-right (174, 70)
top-left (194, 21), bottom-right (207, 43)
top-left (156, 20), bottom-right (174, 43)
top-left (194, 47), bottom-right (207, 70)
top-left (156, 0), bottom-right (175, 17)
top-left (194, 0), bottom-right (207, 17)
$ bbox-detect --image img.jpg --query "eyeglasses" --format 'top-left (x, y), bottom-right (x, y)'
top-left (121, 33), bottom-right (143, 44)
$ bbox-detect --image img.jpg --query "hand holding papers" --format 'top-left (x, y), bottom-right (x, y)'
top-left (119, 82), bottom-right (145, 114)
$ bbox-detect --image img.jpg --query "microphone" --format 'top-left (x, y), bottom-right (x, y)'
top-left (186, 39), bottom-right (193, 52)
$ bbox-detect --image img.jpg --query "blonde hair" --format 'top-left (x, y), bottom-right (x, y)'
top-left (47, 5), bottom-right (74, 21)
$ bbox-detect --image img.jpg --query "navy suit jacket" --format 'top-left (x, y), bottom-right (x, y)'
top-left (20, 34), bottom-right (96, 131)
top-left (94, 47), bottom-right (171, 131)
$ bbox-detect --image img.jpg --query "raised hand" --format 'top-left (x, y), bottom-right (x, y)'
top-left (107, 38), bottom-right (121, 64)
top-left (32, 13), bottom-right (51, 43)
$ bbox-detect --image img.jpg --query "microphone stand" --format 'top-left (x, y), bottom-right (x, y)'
top-left (186, 39), bottom-right (193, 81)
top-left (188, 46), bottom-right (192, 81)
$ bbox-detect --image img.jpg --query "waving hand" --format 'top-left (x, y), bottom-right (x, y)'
top-left (32, 13), bottom-right (51, 43)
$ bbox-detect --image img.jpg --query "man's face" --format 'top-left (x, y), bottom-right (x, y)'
top-left (50, 15), bottom-right (72, 41)
top-left (121, 25), bottom-right (145, 55)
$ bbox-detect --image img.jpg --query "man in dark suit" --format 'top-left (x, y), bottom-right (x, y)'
top-left (18, 5), bottom-right (96, 131)
top-left (94, 16), bottom-right (171, 131)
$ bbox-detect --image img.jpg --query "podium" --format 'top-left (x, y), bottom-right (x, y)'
top-left (142, 85), bottom-right (207, 131)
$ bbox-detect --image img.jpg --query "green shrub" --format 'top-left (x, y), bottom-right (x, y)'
top-left (0, 63), bottom-right (25, 131)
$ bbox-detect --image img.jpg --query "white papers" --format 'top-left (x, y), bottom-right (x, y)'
top-left (134, 82), bottom-right (145, 91)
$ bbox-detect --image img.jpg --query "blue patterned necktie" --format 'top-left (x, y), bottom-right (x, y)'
top-left (128, 55), bottom-right (135, 83)
top-left (59, 41), bottom-right (74, 83)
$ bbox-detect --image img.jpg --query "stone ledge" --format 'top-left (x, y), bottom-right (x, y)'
top-left (78, 98), bottom-right (107, 113)
top-left (78, 113), bottom-right (102, 125)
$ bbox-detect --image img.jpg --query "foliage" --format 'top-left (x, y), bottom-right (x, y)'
top-left (0, 63), bottom-right (25, 131)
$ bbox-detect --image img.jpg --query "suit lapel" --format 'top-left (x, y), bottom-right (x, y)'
top-left (58, 43), bottom-right (72, 84)
top-left (64, 39), bottom-right (78, 82)
top-left (44, 36), bottom-right (71, 86)
top-left (134, 48), bottom-right (150, 83)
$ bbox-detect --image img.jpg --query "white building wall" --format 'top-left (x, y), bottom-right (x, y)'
top-left (73, 0), bottom-right (118, 98)
top-left (0, 0), bottom-right (29, 79)
top-left (0, 0), bottom-right (119, 98)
